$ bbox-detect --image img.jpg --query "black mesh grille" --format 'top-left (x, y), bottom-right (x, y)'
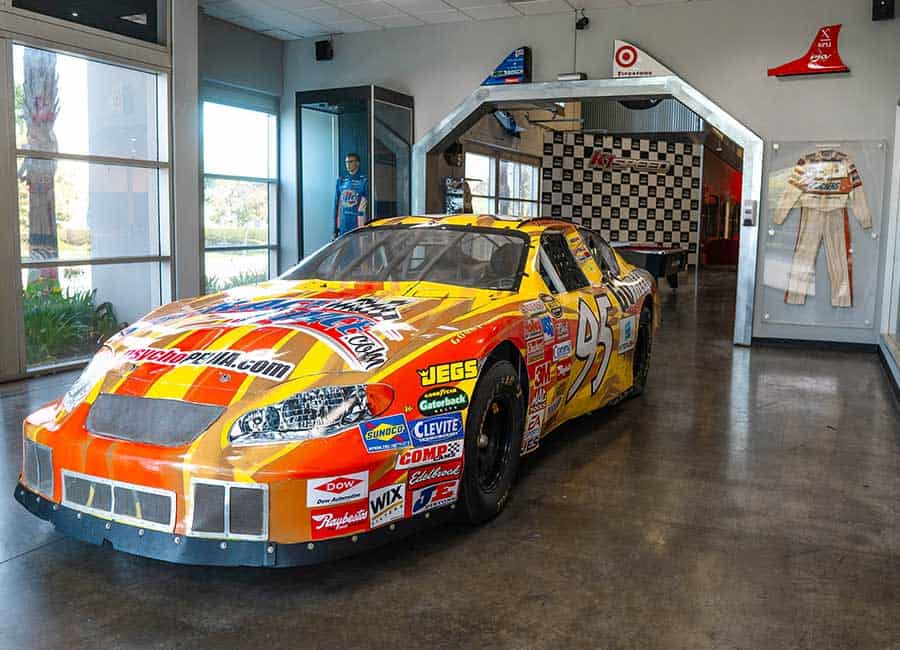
top-left (230, 487), bottom-right (265, 536)
top-left (113, 486), bottom-right (171, 526)
top-left (64, 474), bottom-right (113, 512)
top-left (191, 483), bottom-right (226, 534)
top-left (23, 440), bottom-right (53, 497)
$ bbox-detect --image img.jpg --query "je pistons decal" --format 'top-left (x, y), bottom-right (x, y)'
top-left (306, 470), bottom-right (368, 507)
top-left (410, 479), bottom-right (459, 516)
top-left (369, 483), bottom-right (405, 528)
top-left (359, 415), bottom-right (410, 453)
top-left (396, 440), bottom-right (463, 470)
top-left (123, 347), bottom-right (293, 380)
top-left (409, 412), bottom-right (464, 447)
top-left (418, 359), bottom-right (478, 387)
top-left (418, 386), bottom-right (469, 416)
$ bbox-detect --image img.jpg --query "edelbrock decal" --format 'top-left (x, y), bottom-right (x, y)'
top-left (407, 460), bottom-right (463, 488)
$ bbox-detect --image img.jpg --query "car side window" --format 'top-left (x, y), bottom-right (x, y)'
top-left (578, 228), bottom-right (620, 279)
top-left (538, 232), bottom-right (589, 293)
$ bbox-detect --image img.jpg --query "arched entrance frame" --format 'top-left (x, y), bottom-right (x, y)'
top-left (411, 77), bottom-right (763, 346)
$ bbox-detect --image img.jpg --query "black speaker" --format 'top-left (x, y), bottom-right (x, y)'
top-left (873, 0), bottom-right (894, 20)
top-left (315, 40), bottom-right (333, 61)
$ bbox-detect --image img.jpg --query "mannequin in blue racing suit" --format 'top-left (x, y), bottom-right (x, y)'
top-left (334, 152), bottom-right (369, 237)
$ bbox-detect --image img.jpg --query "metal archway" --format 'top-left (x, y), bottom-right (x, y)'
top-left (411, 77), bottom-right (763, 346)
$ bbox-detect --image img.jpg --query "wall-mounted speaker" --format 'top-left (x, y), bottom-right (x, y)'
top-left (873, 0), bottom-right (894, 21)
top-left (315, 40), bottom-right (334, 61)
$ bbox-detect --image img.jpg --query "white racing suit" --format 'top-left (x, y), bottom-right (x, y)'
top-left (774, 150), bottom-right (872, 308)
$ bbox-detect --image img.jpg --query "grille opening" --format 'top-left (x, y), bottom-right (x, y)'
top-left (61, 470), bottom-right (175, 532)
top-left (114, 486), bottom-right (171, 526)
top-left (189, 480), bottom-right (268, 540)
top-left (230, 487), bottom-right (265, 536)
top-left (191, 483), bottom-right (226, 534)
top-left (23, 440), bottom-right (53, 497)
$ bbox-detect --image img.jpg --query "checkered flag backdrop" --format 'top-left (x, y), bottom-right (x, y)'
top-left (540, 132), bottom-right (702, 267)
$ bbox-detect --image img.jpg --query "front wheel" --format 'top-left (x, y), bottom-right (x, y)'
top-left (459, 360), bottom-right (525, 524)
top-left (629, 304), bottom-right (653, 398)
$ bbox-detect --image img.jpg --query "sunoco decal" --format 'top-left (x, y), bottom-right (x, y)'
top-left (359, 415), bottom-right (410, 453)
top-left (123, 347), bottom-right (293, 380)
top-left (418, 387), bottom-right (469, 416)
top-left (408, 413), bottom-right (464, 447)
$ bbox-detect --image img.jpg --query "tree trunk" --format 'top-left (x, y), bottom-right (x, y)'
top-left (21, 48), bottom-right (60, 281)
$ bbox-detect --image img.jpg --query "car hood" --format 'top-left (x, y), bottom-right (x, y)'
top-left (99, 280), bottom-right (499, 404)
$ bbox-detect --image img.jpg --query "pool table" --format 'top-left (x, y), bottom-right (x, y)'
top-left (612, 243), bottom-right (688, 289)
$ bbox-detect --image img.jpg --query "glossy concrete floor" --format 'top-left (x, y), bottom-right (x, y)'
top-left (2, 269), bottom-right (899, 649)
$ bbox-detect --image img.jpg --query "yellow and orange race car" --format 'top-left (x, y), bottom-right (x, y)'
top-left (15, 215), bottom-right (659, 566)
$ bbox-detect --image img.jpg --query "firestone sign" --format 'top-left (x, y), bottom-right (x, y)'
top-left (613, 40), bottom-right (674, 78)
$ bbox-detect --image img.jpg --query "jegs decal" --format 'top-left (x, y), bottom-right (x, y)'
top-left (566, 295), bottom-right (613, 403)
top-left (418, 359), bottom-right (478, 386)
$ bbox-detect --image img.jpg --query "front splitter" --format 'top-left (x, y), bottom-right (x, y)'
top-left (14, 482), bottom-right (454, 568)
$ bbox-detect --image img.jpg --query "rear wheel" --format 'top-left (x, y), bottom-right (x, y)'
top-left (459, 360), bottom-right (524, 524)
top-left (629, 305), bottom-right (653, 398)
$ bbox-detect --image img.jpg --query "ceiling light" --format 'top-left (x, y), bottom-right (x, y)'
top-left (71, 11), bottom-right (79, 17)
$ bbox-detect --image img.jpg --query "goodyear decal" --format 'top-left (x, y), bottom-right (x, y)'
top-left (418, 386), bottom-right (469, 416)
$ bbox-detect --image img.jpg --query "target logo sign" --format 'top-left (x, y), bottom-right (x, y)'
top-left (615, 44), bottom-right (638, 68)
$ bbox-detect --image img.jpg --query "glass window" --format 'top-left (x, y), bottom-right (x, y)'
top-left (12, 1), bottom-right (164, 45)
top-left (202, 101), bottom-right (278, 293)
top-left (540, 232), bottom-right (589, 292)
top-left (465, 152), bottom-right (539, 217)
top-left (13, 44), bottom-right (169, 369)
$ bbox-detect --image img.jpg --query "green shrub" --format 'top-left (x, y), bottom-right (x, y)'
top-left (205, 269), bottom-right (268, 294)
top-left (23, 277), bottom-right (122, 367)
top-left (204, 227), bottom-right (267, 247)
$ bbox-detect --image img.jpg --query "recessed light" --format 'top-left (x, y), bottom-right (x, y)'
top-left (71, 11), bottom-right (79, 17)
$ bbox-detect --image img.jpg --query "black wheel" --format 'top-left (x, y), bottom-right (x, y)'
top-left (459, 360), bottom-right (525, 524)
top-left (629, 305), bottom-right (653, 398)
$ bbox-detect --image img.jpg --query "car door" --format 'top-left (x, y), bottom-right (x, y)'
top-left (534, 226), bottom-right (626, 428)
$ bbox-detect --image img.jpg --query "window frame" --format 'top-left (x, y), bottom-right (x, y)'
top-left (200, 97), bottom-right (279, 294)
top-left (465, 150), bottom-right (540, 217)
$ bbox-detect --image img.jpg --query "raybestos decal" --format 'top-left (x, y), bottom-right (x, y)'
top-left (310, 501), bottom-right (369, 540)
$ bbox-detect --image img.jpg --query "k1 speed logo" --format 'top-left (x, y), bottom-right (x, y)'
top-left (408, 413), bottom-right (464, 447)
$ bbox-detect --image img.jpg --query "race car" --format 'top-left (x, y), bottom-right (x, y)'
top-left (15, 215), bottom-right (659, 567)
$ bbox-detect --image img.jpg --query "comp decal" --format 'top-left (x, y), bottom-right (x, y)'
top-left (566, 295), bottom-right (613, 403)
top-left (306, 471), bottom-right (368, 507)
top-left (396, 440), bottom-right (463, 470)
top-left (369, 483), bottom-right (406, 528)
top-left (408, 413), bottom-right (464, 447)
top-left (418, 387), bottom-right (469, 416)
top-left (417, 359), bottom-right (478, 387)
top-left (123, 347), bottom-right (293, 380)
top-left (359, 415), bottom-right (410, 453)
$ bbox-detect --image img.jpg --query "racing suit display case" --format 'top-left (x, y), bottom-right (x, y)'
top-left (761, 141), bottom-right (886, 331)
top-left (297, 86), bottom-right (414, 257)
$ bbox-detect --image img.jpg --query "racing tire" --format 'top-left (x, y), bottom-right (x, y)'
top-left (459, 360), bottom-right (525, 525)
top-left (629, 305), bottom-right (653, 398)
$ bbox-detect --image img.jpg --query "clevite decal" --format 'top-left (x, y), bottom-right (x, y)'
top-left (123, 347), bottom-right (294, 380)
top-left (408, 413), bottom-right (464, 447)
top-left (417, 359), bottom-right (478, 387)
top-left (418, 387), bottom-right (469, 416)
top-left (359, 415), bottom-right (410, 453)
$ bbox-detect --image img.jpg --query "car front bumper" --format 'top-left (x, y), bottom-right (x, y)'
top-left (14, 482), bottom-right (453, 568)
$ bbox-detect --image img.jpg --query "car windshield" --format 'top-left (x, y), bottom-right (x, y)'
top-left (281, 225), bottom-right (529, 290)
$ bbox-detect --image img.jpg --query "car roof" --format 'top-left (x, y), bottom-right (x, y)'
top-left (367, 214), bottom-right (575, 235)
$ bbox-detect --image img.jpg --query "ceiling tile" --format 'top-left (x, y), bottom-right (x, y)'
top-left (443, 0), bottom-right (505, 6)
top-left (512, 0), bottom-right (572, 14)
top-left (264, 0), bottom-right (329, 9)
top-left (387, 0), bottom-right (453, 13)
top-left (261, 28), bottom-right (305, 39)
top-left (201, 1), bottom-right (249, 19)
top-left (328, 17), bottom-right (382, 31)
top-left (228, 15), bottom-right (275, 29)
top-left (370, 14), bottom-right (425, 27)
top-left (577, 0), bottom-right (627, 7)
top-left (302, 5), bottom-right (359, 21)
top-left (343, 1), bottom-right (406, 18)
top-left (416, 9), bottom-right (470, 22)
top-left (266, 10), bottom-right (332, 32)
top-left (460, 3), bottom-right (521, 18)
top-left (626, 0), bottom-right (689, 4)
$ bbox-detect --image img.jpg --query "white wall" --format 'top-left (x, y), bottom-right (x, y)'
top-left (280, 0), bottom-right (900, 343)
top-left (199, 14), bottom-right (283, 97)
